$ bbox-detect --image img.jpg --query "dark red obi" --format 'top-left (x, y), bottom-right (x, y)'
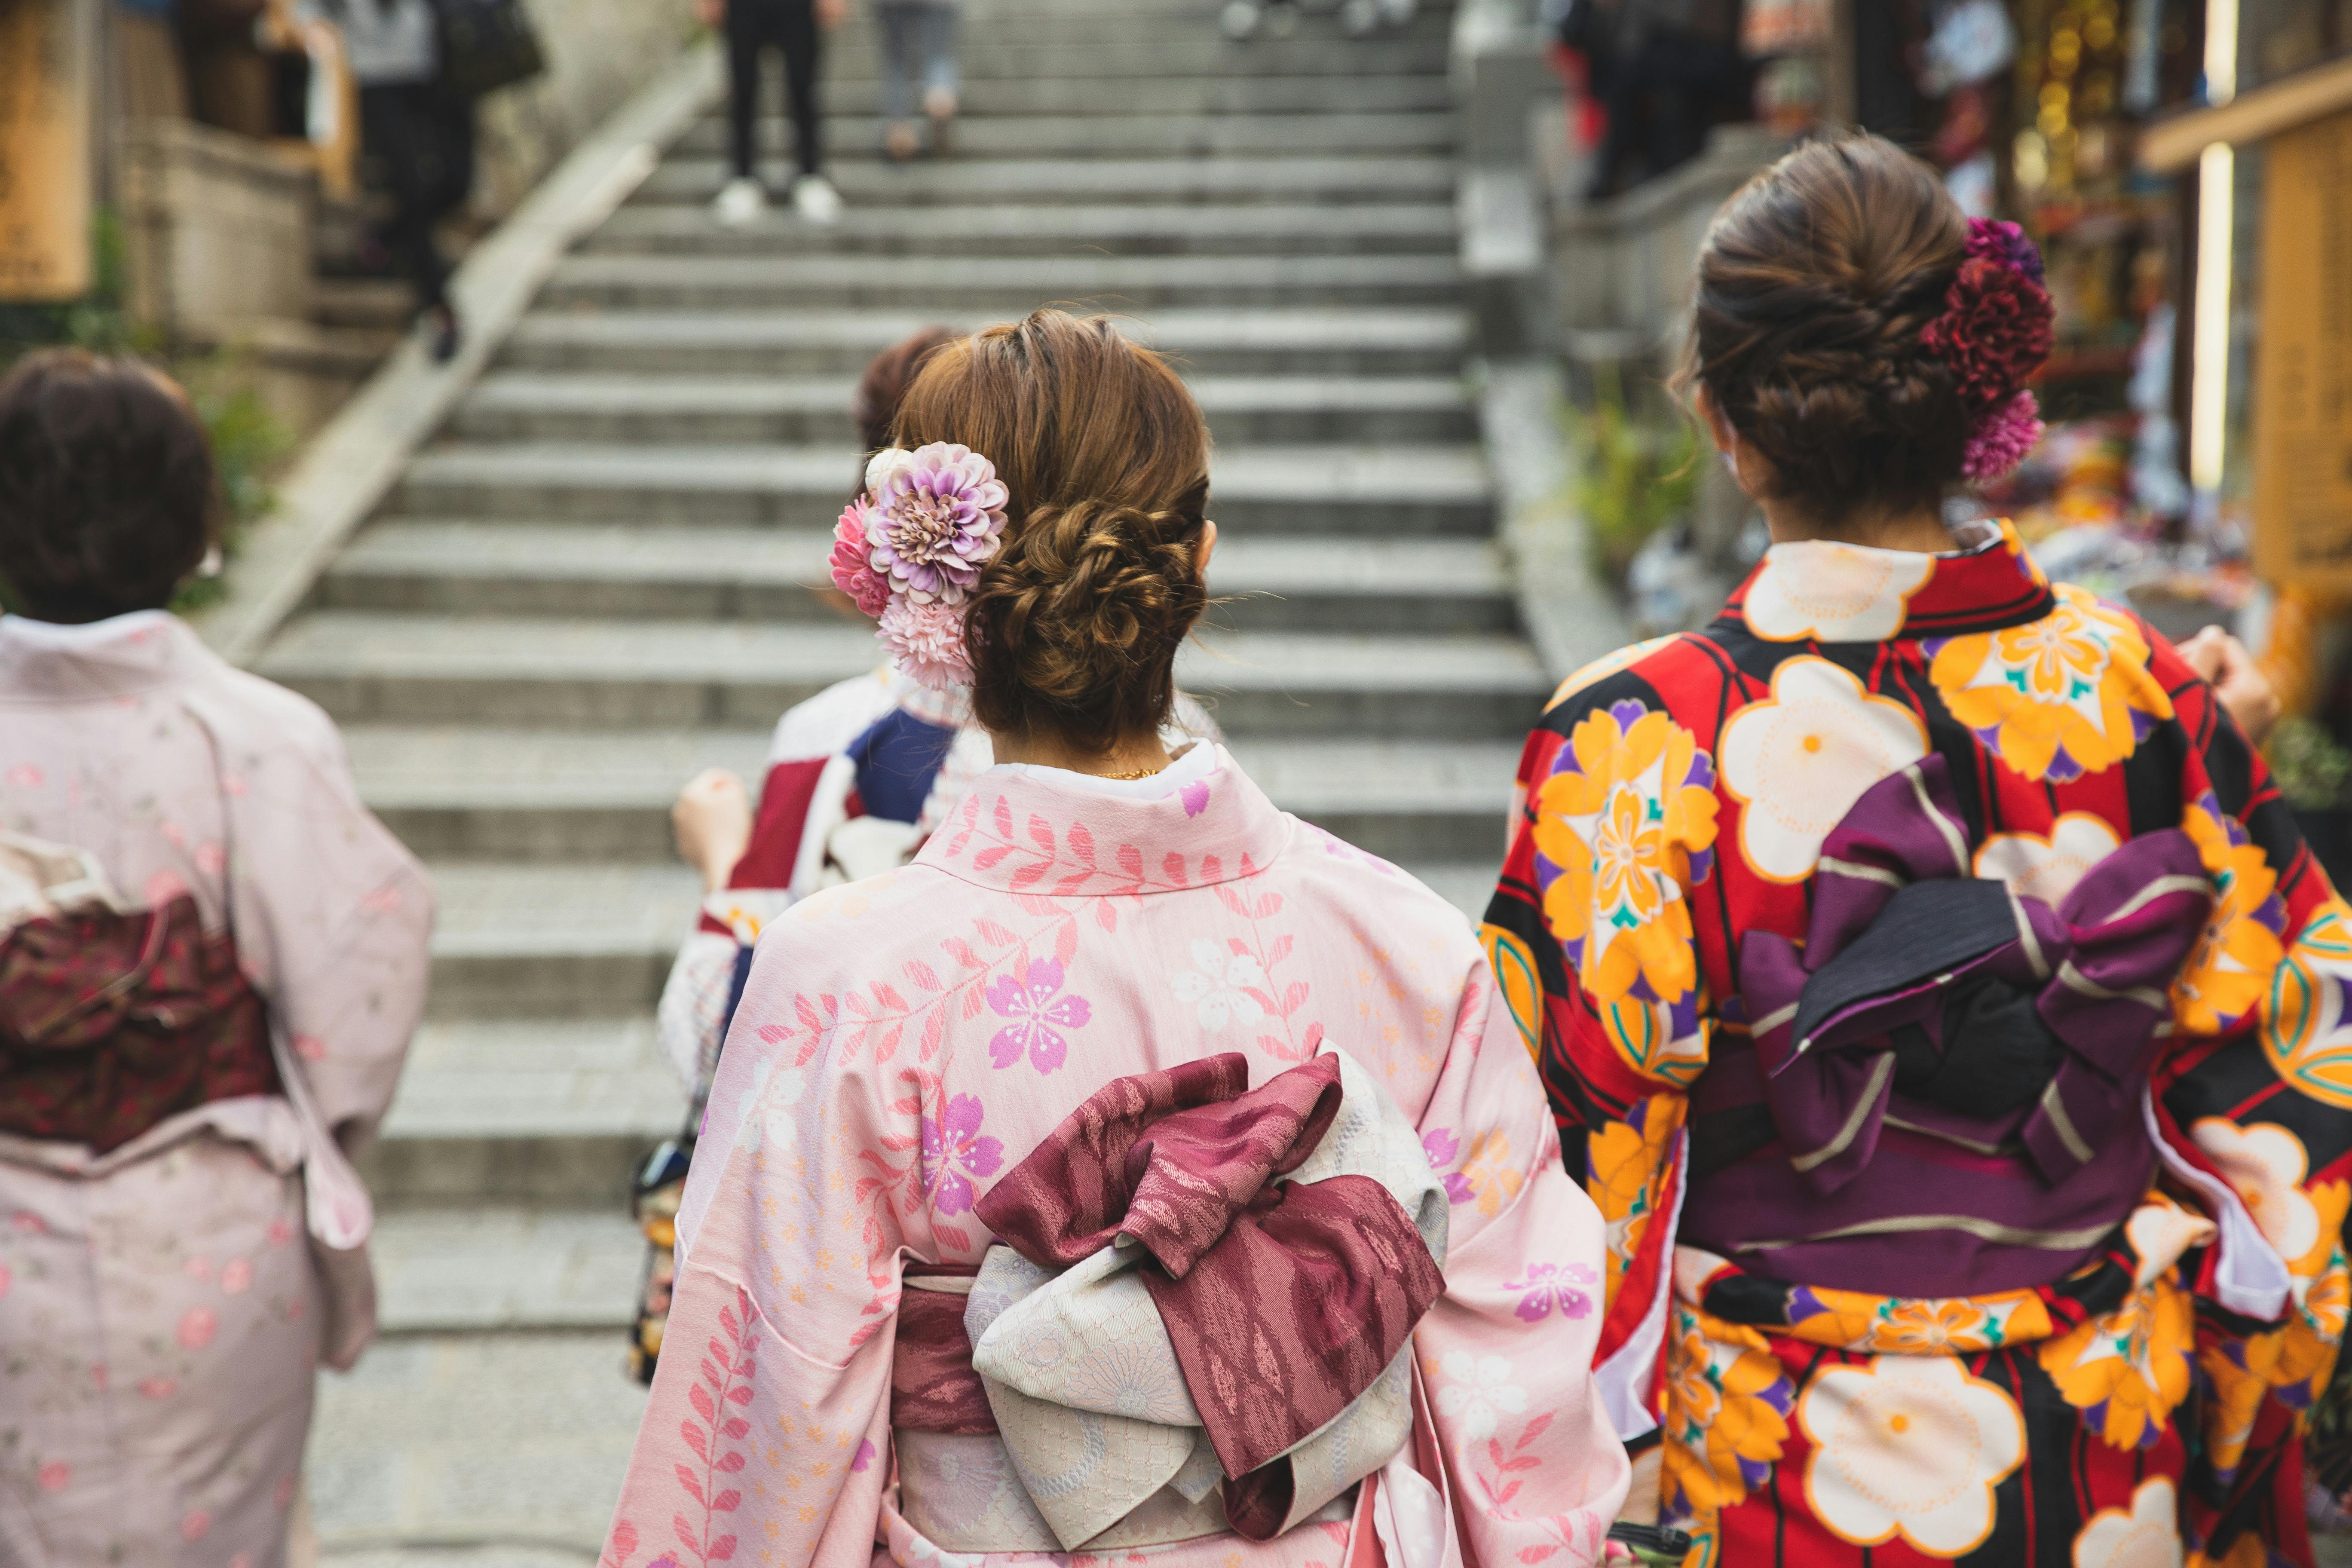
top-left (0, 894), bottom-right (280, 1153)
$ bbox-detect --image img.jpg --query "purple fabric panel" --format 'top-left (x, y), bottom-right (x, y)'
top-left (1738, 930), bottom-right (1808, 1078)
top-left (1805, 758), bottom-right (1972, 959)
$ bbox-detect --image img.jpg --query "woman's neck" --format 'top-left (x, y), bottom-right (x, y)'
top-left (1762, 498), bottom-right (1958, 553)
top-left (990, 728), bottom-right (1176, 779)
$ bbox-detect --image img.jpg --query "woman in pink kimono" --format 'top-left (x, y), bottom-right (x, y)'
top-left (0, 352), bottom-right (434, 1565)
top-left (601, 310), bottom-right (1631, 1568)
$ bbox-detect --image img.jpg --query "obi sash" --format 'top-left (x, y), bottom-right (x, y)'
top-left (889, 1047), bottom-right (1448, 1555)
top-left (1684, 754), bottom-right (2211, 1298)
top-left (0, 835), bottom-right (279, 1154)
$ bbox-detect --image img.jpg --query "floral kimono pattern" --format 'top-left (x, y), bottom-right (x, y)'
top-left (1482, 523), bottom-right (2352, 1566)
top-left (600, 748), bottom-right (1631, 1568)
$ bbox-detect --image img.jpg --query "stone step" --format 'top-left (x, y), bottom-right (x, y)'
top-left (259, 613), bottom-right (1547, 736)
top-left (672, 110), bottom-right (1457, 160)
top-left (811, 36), bottom-right (1449, 80)
top-left (366, 1018), bottom-right (684, 1206)
top-left (740, 70), bottom-right (1455, 117)
top-left (499, 306), bottom-right (1468, 377)
top-left (386, 441), bottom-right (1493, 536)
top-left (538, 251), bottom-right (1462, 311)
top-left (419, 861), bottom-right (702, 1019)
top-left (586, 201), bottom-right (1457, 257)
top-left (447, 370), bottom-right (1475, 445)
top-left (342, 723), bottom-right (1518, 863)
top-left (320, 521), bottom-right (1509, 631)
top-left (637, 154), bottom-right (1456, 207)
top-left (367, 1206), bottom-right (646, 1331)
top-left (312, 276), bottom-right (416, 331)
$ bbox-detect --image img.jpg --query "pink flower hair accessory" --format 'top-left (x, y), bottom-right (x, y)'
top-left (1920, 217), bottom-right (2055, 481)
top-left (827, 441), bottom-right (1011, 689)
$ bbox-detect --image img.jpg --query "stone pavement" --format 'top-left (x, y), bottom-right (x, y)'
top-left (273, 1), bottom-right (1540, 1559)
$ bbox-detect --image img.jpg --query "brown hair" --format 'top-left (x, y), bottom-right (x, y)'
top-left (0, 349), bottom-right (218, 622)
top-left (1678, 135), bottom-right (1972, 524)
top-left (891, 310), bottom-right (1211, 753)
top-left (851, 326), bottom-right (958, 476)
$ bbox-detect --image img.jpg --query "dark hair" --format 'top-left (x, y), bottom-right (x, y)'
top-left (891, 310), bottom-right (1212, 753)
top-left (1677, 135), bottom-right (1974, 524)
top-left (0, 349), bottom-right (218, 622)
top-left (851, 327), bottom-right (959, 482)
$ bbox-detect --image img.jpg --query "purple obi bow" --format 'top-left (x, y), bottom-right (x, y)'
top-left (1739, 755), bottom-right (2211, 1196)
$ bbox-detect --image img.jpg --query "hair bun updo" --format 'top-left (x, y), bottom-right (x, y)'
top-left (888, 310), bottom-right (1212, 753)
top-left (1681, 135), bottom-right (2014, 523)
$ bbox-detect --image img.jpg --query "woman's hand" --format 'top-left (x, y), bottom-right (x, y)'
top-left (2181, 625), bottom-right (2283, 747)
top-left (674, 768), bottom-right (755, 893)
top-left (816, 0), bottom-right (847, 26)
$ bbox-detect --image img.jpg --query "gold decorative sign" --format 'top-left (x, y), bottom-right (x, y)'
top-left (0, 0), bottom-right (95, 302)
top-left (2253, 110), bottom-right (2352, 583)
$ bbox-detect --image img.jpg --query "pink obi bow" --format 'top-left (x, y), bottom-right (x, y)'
top-left (892, 1048), bottom-right (1448, 1549)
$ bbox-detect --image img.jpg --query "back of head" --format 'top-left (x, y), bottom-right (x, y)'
top-left (1683, 135), bottom-right (2034, 526)
top-left (891, 310), bottom-right (1212, 753)
top-left (0, 349), bottom-right (217, 623)
top-left (852, 326), bottom-right (959, 462)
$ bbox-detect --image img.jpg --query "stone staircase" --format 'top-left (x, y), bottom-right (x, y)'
top-left (276, 3), bottom-right (1550, 1556)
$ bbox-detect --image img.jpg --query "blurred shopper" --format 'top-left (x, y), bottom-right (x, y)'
top-left (1484, 137), bottom-right (2352, 1562)
top-left (874, 0), bottom-right (960, 161)
top-left (1562, 0), bottom-right (1745, 200)
top-left (705, 0), bottom-right (845, 226)
top-left (303, 0), bottom-right (475, 361)
top-left (0, 351), bottom-right (432, 1565)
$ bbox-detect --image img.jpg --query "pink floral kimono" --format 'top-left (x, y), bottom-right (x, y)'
top-left (601, 744), bottom-right (1631, 1568)
top-left (0, 611), bottom-right (434, 1566)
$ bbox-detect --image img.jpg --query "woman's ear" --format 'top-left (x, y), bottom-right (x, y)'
top-left (1693, 385), bottom-right (1755, 496)
top-left (1196, 519), bottom-right (1219, 581)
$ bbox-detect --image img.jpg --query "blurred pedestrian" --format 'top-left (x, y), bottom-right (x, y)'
top-left (874, 0), bottom-right (959, 161)
top-left (0, 350), bottom-right (432, 1565)
top-left (705, 0), bottom-right (845, 226)
top-left (300, 0), bottom-right (475, 360)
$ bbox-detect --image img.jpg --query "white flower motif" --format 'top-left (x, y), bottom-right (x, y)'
top-left (1741, 540), bottom-right (1933, 643)
top-left (734, 1057), bottom-right (808, 1157)
top-left (1719, 657), bottom-right (1928, 883)
top-left (2190, 1118), bottom-right (2323, 1267)
top-left (2070, 1476), bottom-right (2183, 1568)
top-left (1434, 1351), bottom-right (1527, 1442)
top-left (1169, 938), bottom-right (1268, 1030)
top-left (2123, 1200), bottom-right (2217, 1289)
top-left (1974, 813), bottom-right (2122, 908)
top-left (1797, 1354), bottom-right (2024, 1556)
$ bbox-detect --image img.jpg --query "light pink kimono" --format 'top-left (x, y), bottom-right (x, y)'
top-left (601, 746), bottom-right (1630, 1568)
top-left (0, 611), bottom-right (433, 1567)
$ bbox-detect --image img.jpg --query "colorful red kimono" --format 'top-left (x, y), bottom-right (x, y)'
top-left (1482, 521), bottom-right (2352, 1566)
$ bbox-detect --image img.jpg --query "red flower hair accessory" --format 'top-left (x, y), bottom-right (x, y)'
top-left (1921, 218), bottom-right (2055, 480)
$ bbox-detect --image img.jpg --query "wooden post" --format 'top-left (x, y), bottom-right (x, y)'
top-left (2250, 109), bottom-right (2352, 584)
top-left (0, 0), bottom-right (99, 302)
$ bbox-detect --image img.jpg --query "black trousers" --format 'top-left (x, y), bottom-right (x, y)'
top-left (360, 82), bottom-right (475, 313)
top-left (727, 0), bottom-right (822, 182)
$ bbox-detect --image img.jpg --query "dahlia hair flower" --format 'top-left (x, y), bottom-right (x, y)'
top-left (879, 597), bottom-right (974, 690)
top-left (1921, 257), bottom-right (2056, 414)
top-left (861, 442), bottom-right (1010, 605)
top-left (828, 501), bottom-right (892, 616)
top-left (1961, 392), bottom-right (2045, 480)
top-left (1962, 217), bottom-right (2046, 285)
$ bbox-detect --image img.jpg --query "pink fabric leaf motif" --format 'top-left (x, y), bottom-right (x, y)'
top-left (176, 1308), bottom-right (217, 1350)
top-left (984, 958), bottom-right (1091, 1073)
top-left (1506, 1262), bottom-right (1598, 1324)
top-left (604, 1520), bottom-right (640, 1568)
top-left (920, 1093), bottom-right (1006, 1214)
top-left (36, 1462), bottom-right (68, 1494)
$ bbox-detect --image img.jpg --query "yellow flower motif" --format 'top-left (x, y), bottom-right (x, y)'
top-left (1928, 582), bottom-right (2173, 783)
top-left (2263, 897), bottom-right (2352, 1110)
top-left (1533, 704), bottom-right (1719, 1006)
top-left (1785, 1285), bottom-right (2053, 1354)
top-left (1456, 1130), bottom-right (1524, 1219)
top-left (1877, 1300), bottom-right (1990, 1356)
top-left (2174, 799), bottom-right (2286, 1037)
top-left (2037, 1274), bottom-right (2196, 1450)
top-left (1661, 1305), bottom-right (1793, 1525)
top-left (1586, 1097), bottom-right (1684, 1306)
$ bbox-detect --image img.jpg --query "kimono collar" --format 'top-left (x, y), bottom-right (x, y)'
top-left (917, 743), bottom-right (1292, 897)
top-left (1720, 517), bottom-right (2055, 645)
top-left (0, 611), bottom-right (200, 702)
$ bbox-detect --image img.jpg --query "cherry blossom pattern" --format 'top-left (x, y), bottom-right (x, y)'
top-left (1796, 1354), bottom-right (2024, 1554)
top-left (1740, 539), bottom-right (1933, 643)
top-left (731, 1054), bottom-right (808, 1158)
top-left (1507, 1262), bottom-right (1597, 1324)
top-left (1719, 656), bottom-right (1927, 884)
top-left (984, 958), bottom-right (1090, 1073)
top-left (919, 1094), bottom-right (1004, 1216)
top-left (2070, 1477), bottom-right (2182, 1568)
top-left (1434, 1352), bottom-right (1528, 1442)
top-left (1972, 813), bottom-right (2122, 907)
top-left (1169, 937), bottom-right (1269, 1031)
top-left (1421, 1128), bottom-right (1474, 1204)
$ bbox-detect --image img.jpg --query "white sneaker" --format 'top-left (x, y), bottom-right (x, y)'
top-left (792, 173), bottom-right (843, 225)
top-left (712, 177), bottom-right (767, 227)
top-left (1220, 0), bottom-right (1262, 38)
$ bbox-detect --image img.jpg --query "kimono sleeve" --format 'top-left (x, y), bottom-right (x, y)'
top-left (1409, 951), bottom-right (1632, 1568)
top-left (604, 913), bottom-right (928, 1568)
top-left (1479, 664), bottom-right (1718, 1439)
